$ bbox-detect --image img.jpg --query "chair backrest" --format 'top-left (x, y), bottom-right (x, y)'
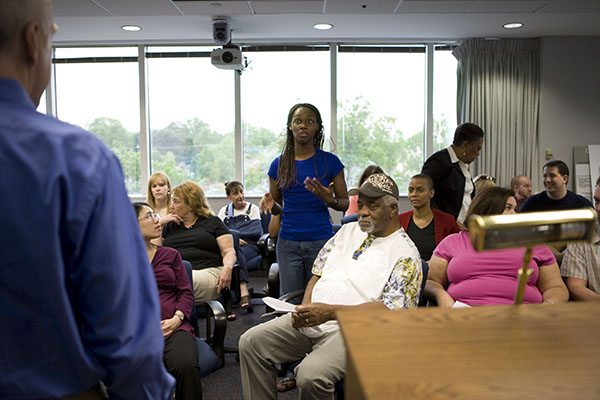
top-left (260, 211), bottom-right (271, 235)
top-left (182, 260), bottom-right (200, 337)
top-left (418, 260), bottom-right (429, 307)
top-left (341, 214), bottom-right (358, 224)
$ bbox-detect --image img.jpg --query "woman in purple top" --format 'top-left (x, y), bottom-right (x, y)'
top-left (134, 202), bottom-right (202, 399)
top-left (424, 187), bottom-right (568, 307)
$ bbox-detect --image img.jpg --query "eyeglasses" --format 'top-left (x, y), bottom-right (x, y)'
top-left (474, 175), bottom-right (496, 183)
top-left (139, 213), bottom-right (160, 221)
top-left (292, 118), bottom-right (316, 126)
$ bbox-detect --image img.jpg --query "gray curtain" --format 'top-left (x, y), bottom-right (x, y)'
top-left (453, 39), bottom-right (540, 188)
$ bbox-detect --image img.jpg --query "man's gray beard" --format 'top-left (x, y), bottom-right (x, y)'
top-left (358, 218), bottom-right (374, 234)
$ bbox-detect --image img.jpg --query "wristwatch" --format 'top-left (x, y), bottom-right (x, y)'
top-left (175, 312), bottom-right (184, 321)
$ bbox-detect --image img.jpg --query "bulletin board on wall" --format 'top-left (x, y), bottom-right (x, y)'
top-left (589, 145), bottom-right (600, 197)
top-left (574, 145), bottom-right (600, 203)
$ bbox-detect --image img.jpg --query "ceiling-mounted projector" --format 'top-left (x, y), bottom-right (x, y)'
top-left (211, 47), bottom-right (246, 70)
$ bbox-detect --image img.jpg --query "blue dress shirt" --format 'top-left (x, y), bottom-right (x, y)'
top-left (0, 78), bottom-right (174, 399)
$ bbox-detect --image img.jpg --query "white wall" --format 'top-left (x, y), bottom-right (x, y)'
top-left (539, 36), bottom-right (600, 192)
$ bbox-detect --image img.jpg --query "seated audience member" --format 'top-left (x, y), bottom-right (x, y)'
top-left (510, 174), bottom-right (533, 211)
top-left (134, 203), bottom-right (203, 399)
top-left (399, 174), bottom-right (460, 261)
top-left (218, 181), bottom-right (261, 310)
top-left (147, 171), bottom-right (181, 226)
top-left (561, 177), bottom-right (600, 301)
top-left (162, 181), bottom-right (238, 320)
top-left (473, 174), bottom-right (496, 193)
top-left (239, 174), bottom-right (422, 400)
top-left (520, 160), bottom-right (592, 212)
top-left (520, 160), bottom-right (593, 264)
top-left (424, 187), bottom-right (568, 307)
top-left (345, 164), bottom-right (384, 216)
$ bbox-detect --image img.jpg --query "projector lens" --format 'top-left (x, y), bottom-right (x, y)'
top-left (222, 51), bottom-right (233, 63)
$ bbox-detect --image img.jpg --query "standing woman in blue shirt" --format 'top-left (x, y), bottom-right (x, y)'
top-left (261, 103), bottom-right (348, 295)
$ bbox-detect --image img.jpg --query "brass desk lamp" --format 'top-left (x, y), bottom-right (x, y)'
top-left (469, 208), bottom-right (597, 304)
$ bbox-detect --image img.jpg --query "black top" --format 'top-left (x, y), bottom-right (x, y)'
top-left (520, 190), bottom-right (593, 212)
top-left (421, 148), bottom-right (474, 219)
top-left (163, 215), bottom-right (230, 270)
top-left (406, 216), bottom-right (436, 262)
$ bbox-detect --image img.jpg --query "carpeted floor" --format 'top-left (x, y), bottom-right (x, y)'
top-left (199, 269), bottom-right (298, 400)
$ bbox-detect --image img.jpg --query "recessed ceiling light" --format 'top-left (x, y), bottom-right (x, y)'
top-left (121, 25), bottom-right (142, 32)
top-left (313, 23), bottom-right (333, 31)
top-left (503, 22), bottom-right (523, 29)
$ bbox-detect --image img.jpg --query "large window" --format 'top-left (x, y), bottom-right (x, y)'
top-left (49, 43), bottom-right (458, 197)
top-left (338, 46), bottom-right (426, 191)
top-left (54, 47), bottom-right (141, 193)
top-left (241, 46), bottom-right (330, 194)
top-left (433, 46), bottom-right (458, 152)
top-left (146, 46), bottom-right (234, 195)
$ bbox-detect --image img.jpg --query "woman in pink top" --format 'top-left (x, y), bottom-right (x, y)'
top-left (424, 187), bottom-right (568, 307)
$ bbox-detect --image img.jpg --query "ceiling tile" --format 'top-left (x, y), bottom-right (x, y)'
top-left (174, 1), bottom-right (253, 15)
top-left (326, 0), bottom-right (400, 14)
top-left (395, 1), bottom-right (552, 14)
top-left (91, 0), bottom-right (180, 16)
top-left (53, 0), bottom-right (111, 17)
top-left (252, 1), bottom-right (324, 14)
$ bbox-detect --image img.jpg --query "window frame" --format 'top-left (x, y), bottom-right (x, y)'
top-left (47, 43), bottom-right (457, 197)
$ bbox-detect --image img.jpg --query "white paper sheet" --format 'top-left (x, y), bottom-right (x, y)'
top-left (452, 300), bottom-right (471, 308)
top-left (262, 296), bottom-right (298, 313)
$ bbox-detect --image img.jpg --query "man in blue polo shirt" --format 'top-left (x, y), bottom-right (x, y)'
top-left (0, 1), bottom-right (174, 398)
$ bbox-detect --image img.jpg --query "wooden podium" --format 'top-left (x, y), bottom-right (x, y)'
top-left (338, 302), bottom-right (600, 400)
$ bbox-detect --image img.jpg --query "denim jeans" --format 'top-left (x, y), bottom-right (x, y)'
top-left (276, 236), bottom-right (329, 296)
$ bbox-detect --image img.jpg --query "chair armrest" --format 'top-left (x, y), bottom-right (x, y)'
top-left (279, 290), bottom-right (305, 303)
top-left (203, 300), bottom-right (227, 368)
top-left (267, 263), bottom-right (280, 300)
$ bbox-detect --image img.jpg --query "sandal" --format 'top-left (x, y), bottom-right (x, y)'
top-left (277, 376), bottom-right (296, 392)
top-left (226, 312), bottom-right (236, 321)
top-left (240, 295), bottom-right (254, 313)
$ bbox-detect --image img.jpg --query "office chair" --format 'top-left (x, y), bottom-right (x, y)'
top-left (182, 261), bottom-right (222, 373)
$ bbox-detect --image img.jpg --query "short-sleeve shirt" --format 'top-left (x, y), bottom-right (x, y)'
top-left (434, 231), bottom-right (556, 305)
top-left (268, 148), bottom-right (344, 241)
top-left (561, 230), bottom-right (600, 294)
top-left (520, 190), bottom-right (593, 212)
top-left (163, 216), bottom-right (230, 270)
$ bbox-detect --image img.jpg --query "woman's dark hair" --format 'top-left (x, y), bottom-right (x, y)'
top-left (277, 103), bottom-right (325, 189)
top-left (133, 202), bottom-right (152, 218)
top-left (358, 165), bottom-right (384, 186)
top-left (465, 186), bottom-right (515, 222)
top-left (452, 122), bottom-right (484, 146)
top-left (224, 181), bottom-right (243, 196)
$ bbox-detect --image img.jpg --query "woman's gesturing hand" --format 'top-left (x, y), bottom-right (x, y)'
top-left (304, 177), bottom-right (335, 205)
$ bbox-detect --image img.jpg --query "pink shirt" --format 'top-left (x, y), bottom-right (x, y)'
top-left (434, 231), bottom-right (555, 306)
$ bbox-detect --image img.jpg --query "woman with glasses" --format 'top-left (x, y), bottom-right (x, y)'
top-left (134, 202), bottom-right (202, 399)
top-left (162, 181), bottom-right (237, 320)
top-left (260, 103), bottom-right (349, 297)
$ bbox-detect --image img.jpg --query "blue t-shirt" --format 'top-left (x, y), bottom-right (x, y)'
top-left (268, 149), bottom-right (344, 241)
top-left (520, 190), bottom-right (593, 212)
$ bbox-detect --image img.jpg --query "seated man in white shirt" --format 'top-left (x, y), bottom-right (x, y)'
top-left (239, 173), bottom-right (422, 400)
